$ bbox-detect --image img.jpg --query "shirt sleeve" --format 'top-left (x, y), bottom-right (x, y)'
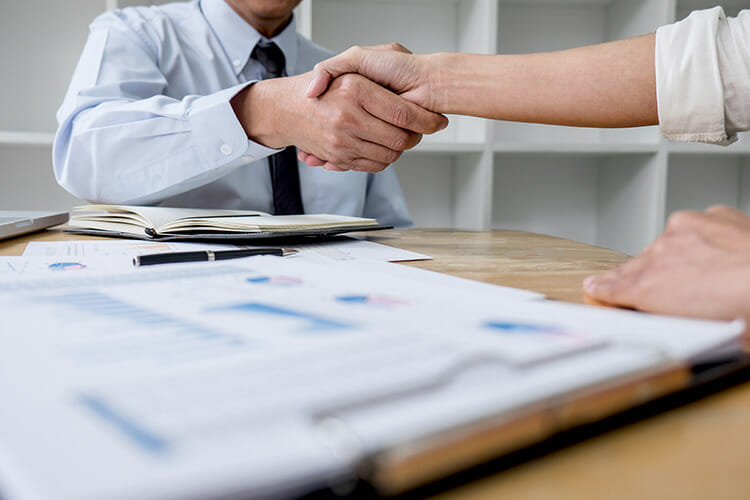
top-left (53, 13), bottom-right (280, 205)
top-left (655, 7), bottom-right (750, 145)
top-left (363, 169), bottom-right (413, 227)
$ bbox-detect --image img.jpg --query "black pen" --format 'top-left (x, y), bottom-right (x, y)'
top-left (132, 248), bottom-right (298, 267)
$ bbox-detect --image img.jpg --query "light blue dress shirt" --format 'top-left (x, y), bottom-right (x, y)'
top-left (53, 0), bottom-right (412, 226)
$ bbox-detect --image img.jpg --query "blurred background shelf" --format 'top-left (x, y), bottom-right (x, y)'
top-left (0, 132), bottom-right (55, 146)
top-left (492, 143), bottom-right (660, 155)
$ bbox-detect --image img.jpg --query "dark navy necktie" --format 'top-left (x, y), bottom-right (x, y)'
top-left (251, 41), bottom-right (304, 215)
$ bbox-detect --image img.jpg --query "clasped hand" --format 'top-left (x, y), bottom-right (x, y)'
top-left (233, 43), bottom-right (443, 173)
top-left (297, 43), bottom-right (439, 172)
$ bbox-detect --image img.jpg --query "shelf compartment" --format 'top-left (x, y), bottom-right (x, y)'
top-left (492, 152), bottom-right (664, 254)
top-left (676, 0), bottom-right (747, 20)
top-left (493, 142), bottom-right (659, 154)
top-left (396, 151), bottom-right (492, 230)
top-left (309, 0), bottom-right (494, 145)
top-left (0, 1), bottom-right (103, 133)
top-left (493, 0), bottom-right (669, 146)
top-left (665, 154), bottom-right (750, 219)
top-left (0, 144), bottom-right (80, 210)
top-left (0, 131), bottom-right (55, 146)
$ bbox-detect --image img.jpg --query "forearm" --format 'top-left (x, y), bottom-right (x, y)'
top-left (429, 33), bottom-right (657, 127)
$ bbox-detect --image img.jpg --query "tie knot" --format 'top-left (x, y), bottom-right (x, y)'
top-left (251, 41), bottom-right (286, 78)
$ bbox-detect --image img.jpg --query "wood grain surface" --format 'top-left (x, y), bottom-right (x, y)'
top-left (363, 229), bottom-right (629, 303)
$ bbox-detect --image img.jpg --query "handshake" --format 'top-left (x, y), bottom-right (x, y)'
top-left (232, 44), bottom-right (445, 173)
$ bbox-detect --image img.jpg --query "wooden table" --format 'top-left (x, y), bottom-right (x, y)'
top-left (3, 228), bottom-right (750, 500)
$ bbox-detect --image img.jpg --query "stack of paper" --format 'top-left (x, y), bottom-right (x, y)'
top-left (0, 253), bottom-right (742, 500)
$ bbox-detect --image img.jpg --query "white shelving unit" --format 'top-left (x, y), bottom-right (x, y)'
top-left (301, 0), bottom-right (750, 255)
top-left (0, 0), bottom-right (170, 213)
top-left (2, 0), bottom-right (747, 255)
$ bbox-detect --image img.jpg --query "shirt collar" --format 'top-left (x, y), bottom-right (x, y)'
top-left (202, 0), bottom-right (299, 77)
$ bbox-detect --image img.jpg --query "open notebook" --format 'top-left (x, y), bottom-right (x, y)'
top-left (0, 256), bottom-right (746, 500)
top-left (66, 204), bottom-right (388, 241)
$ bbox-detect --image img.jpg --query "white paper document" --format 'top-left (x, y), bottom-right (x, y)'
top-left (0, 257), bottom-right (743, 500)
top-left (22, 240), bottom-right (238, 258)
top-left (288, 238), bottom-right (432, 262)
top-left (23, 237), bottom-right (431, 262)
top-left (0, 256), bottom-right (135, 278)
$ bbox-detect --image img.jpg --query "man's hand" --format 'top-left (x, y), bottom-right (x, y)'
top-left (297, 43), bottom-right (444, 171)
top-left (583, 205), bottom-right (750, 327)
top-left (232, 70), bottom-right (447, 172)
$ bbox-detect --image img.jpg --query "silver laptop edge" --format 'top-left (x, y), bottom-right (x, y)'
top-left (0, 211), bottom-right (69, 240)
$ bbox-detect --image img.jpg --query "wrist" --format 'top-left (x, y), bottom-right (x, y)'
top-left (231, 80), bottom-right (288, 149)
top-left (428, 52), bottom-right (503, 117)
top-left (424, 52), bottom-right (459, 115)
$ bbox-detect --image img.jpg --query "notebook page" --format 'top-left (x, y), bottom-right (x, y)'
top-left (70, 205), bottom-right (268, 234)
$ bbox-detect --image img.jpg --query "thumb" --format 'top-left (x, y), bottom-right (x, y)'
top-left (306, 46), bottom-right (365, 98)
top-left (306, 44), bottom-right (414, 98)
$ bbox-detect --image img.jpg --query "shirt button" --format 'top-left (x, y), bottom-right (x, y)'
top-left (241, 155), bottom-right (253, 163)
top-left (233, 59), bottom-right (242, 67)
top-left (220, 144), bottom-right (233, 156)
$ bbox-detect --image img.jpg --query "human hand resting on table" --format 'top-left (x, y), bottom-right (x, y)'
top-left (583, 205), bottom-right (750, 328)
top-left (298, 43), bottom-right (444, 171)
top-left (232, 65), bottom-right (447, 172)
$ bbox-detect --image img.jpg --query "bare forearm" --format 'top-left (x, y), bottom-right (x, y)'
top-left (429, 33), bottom-right (657, 127)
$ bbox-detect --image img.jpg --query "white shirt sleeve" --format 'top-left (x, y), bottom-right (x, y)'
top-left (655, 7), bottom-right (750, 145)
top-left (53, 15), bottom-right (279, 205)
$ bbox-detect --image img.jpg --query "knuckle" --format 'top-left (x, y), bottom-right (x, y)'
top-left (366, 162), bottom-right (388, 173)
top-left (325, 130), bottom-right (347, 151)
top-left (338, 73), bottom-right (360, 89)
top-left (383, 149), bottom-right (401, 164)
top-left (705, 204), bottom-right (731, 216)
top-left (330, 135), bottom-right (348, 151)
top-left (405, 132), bottom-right (422, 149)
top-left (329, 108), bottom-right (350, 129)
top-left (342, 151), bottom-right (359, 164)
top-left (391, 103), bottom-right (415, 128)
top-left (427, 115), bottom-right (445, 133)
top-left (666, 210), bottom-right (698, 231)
top-left (390, 131), bottom-right (411, 151)
top-left (650, 237), bottom-right (669, 255)
top-left (389, 42), bottom-right (411, 54)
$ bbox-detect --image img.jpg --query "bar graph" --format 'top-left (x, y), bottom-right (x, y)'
top-left (212, 302), bottom-right (353, 332)
top-left (77, 394), bottom-right (170, 455)
top-left (35, 291), bottom-right (251, 364)
top-left (483, 320), bottom-right (576, 338)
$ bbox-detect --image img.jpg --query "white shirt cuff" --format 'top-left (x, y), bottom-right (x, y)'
top-left (188, 82), bottom-right (282, 167)
top-left (655, 6), bottom-right (736, 146)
